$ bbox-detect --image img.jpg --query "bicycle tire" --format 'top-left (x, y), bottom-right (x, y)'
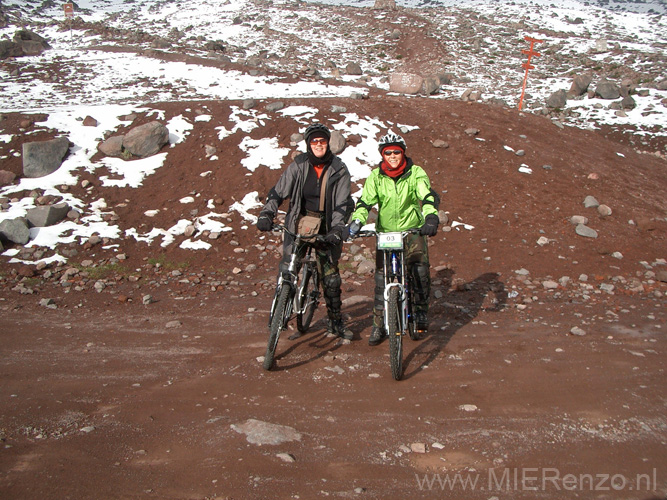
top-left (263, 285), bottom-right (292, 371)
top-left (387, 286), bottom-right (403, 380)
top-left (296, 265), bottom-right (319, 333)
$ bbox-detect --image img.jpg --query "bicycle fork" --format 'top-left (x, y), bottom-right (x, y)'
top-left (383, 250), bottom-right (408, 336)
top-left (268, 235), bottom-right (308, 329)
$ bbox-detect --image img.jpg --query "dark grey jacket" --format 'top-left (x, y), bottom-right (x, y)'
top-left (260, 153), bottom-right (352, 257)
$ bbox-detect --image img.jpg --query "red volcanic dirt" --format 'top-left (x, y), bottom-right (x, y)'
top-left (1, 94), bottom-right (666, 499)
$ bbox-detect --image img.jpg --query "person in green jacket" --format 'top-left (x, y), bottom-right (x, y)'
top-left (347, 132), bottom-right (440, 346)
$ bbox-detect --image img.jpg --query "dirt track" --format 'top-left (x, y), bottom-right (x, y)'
top-left (1, 267), bottom-right (665, 499)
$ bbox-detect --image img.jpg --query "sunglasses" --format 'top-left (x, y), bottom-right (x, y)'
top-left (383, 150), bottom-right (403, 156)
top-left (310, 138), bottom-right (328, 145)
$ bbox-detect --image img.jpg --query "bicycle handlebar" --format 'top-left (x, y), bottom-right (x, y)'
top-left (270, 223), bottom-right (328, 244)
top-left (349, 228), bottom-right (421, 240)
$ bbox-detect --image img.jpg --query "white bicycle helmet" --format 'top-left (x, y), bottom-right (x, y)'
top-left (378, 132), bottom-right (406, 153)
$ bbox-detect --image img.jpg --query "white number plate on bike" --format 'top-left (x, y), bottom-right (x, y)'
top-left (377, 232), bottom-right (403, 249)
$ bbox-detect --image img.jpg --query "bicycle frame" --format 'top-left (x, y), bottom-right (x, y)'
top-left (377, 231), bottom-right (413, 337)
top-left (356, 229), bottom-right (416, 337)
top-left (268, 225), bottom-right (320, 328)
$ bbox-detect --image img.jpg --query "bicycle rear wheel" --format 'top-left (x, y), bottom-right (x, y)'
top-left (296, 264), bottom-right (319, 333)
top-left (263, 285), bottom-right (292, 371)
top-left (387, 286), bottom-right (403, 380)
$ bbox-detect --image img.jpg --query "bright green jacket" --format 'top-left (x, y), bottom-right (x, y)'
top-left (350, 159), bottom-right (439, 232)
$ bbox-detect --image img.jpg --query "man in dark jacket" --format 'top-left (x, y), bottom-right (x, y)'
top-left (256, 123), bottom-right (353, 340)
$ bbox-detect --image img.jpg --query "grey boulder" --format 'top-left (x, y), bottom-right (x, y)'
top-left (122, 121), bottom-right (169, 158)
top-left (329, 130), bottom-right (346, 155)
top-left (0, 218), bottom-right (30, 244)
top-left (26, 202), bottom-right (70, 227)
top-left (22, 137), bottom-right (70, 178)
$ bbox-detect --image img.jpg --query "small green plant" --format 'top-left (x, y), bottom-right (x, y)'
top-left (76, 262), bottom-right (129, 280)
top-left (22, 277), bottom-right (42, 287)
top-left (147, 254), bottom-right (190, 270)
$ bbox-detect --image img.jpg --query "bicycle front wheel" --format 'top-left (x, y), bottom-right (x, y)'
top-left (296, 265), bottom-right (319, 333)
top-left (264, 285), bottom-right (292, 371)
top-left (387, 286), bottom-right (403, 380)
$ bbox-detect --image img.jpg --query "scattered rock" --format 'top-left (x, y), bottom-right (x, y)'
top-left (329, 130), bottom-right (346, 155)
top-left (410, 443), bottom-right (427, 453)
top-left (595, 78), bottom-right (620, 99)
top-left (583, 195), bottom-right (599, 208)
top-left (546, 89), bottom-right (567, 109)
top-left (39, 298), bottom-right (56, 309)
top-left (22, 137), bottom-right (70, 178)
top-left (276, 452), bottom-right (296, 463)
top-left (345, 62), bottom-right (362, 75)
top-left (0, 170), bottom-right (16, 186)
top-left (389, 72), bottom-right (423, 94)
top-left (98, 135), bottom-right (125, 157)
top-left (265, 101), bottom-right (284, 112)
top-left (0, 218), bottom-right (30, 244)
top-left (122, 121), bottom-right (169, 158)
top-left (570, 326), bottom-right (586, 336)
top-left (231, 419), bottom-right (302, 445)
top-left (575, 224), bottom-right (598, 238)
top-left (423, 75), bottom-right (441, 95)
top-left (82, 116), bottom-right (98, 127)
top-left (373, 0), bottom-right (397, 9)
top-left (568, 73), bottom-right (592, 97)
top-left (26, 202), bottom-right (70, 227)
top-left (597, 204), bottom-right (612, 217)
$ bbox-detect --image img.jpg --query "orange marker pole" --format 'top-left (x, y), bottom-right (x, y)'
top-left (64, 3), bottom-right (74, 45)
top-left (518, 36), bottom-right (543, 111)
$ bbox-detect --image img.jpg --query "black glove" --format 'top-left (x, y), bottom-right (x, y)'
top-left (325, 227), bottom-right (343, 246)
top-left (347, 220), bottom-right (362, 238)
top-left (419, 214), bottom-right (439, 237)
top-left (256, 214), bottom-right (273, 232)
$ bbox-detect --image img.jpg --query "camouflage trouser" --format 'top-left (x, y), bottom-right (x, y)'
top-left (280, 240), bottom-right (343, 323)
top-left (373, 233), bottom-right (430, 328)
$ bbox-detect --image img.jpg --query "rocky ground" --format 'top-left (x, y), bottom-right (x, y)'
top-left (1, 93), bottom-right (666, 499)
top-left (1, 1), bottom-right (666, 498)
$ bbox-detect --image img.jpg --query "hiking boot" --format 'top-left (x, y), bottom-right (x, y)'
top-left (368, 326), bottom-right (386, 346)
top-left (328, 319), bottom-right (353, 341)
top-left (415, 310), bottom-right (428, 333)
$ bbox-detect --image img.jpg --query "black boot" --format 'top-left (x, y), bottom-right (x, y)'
top-left (414, 310), bottom-right (428, 340)
top-left (328, 318), bottom-right (353, 340)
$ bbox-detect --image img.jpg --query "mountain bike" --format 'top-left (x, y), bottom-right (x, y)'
top-left (355, 228), bottom-right (422, 380)
top-left (263, 224), bottom-right (324, 371)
